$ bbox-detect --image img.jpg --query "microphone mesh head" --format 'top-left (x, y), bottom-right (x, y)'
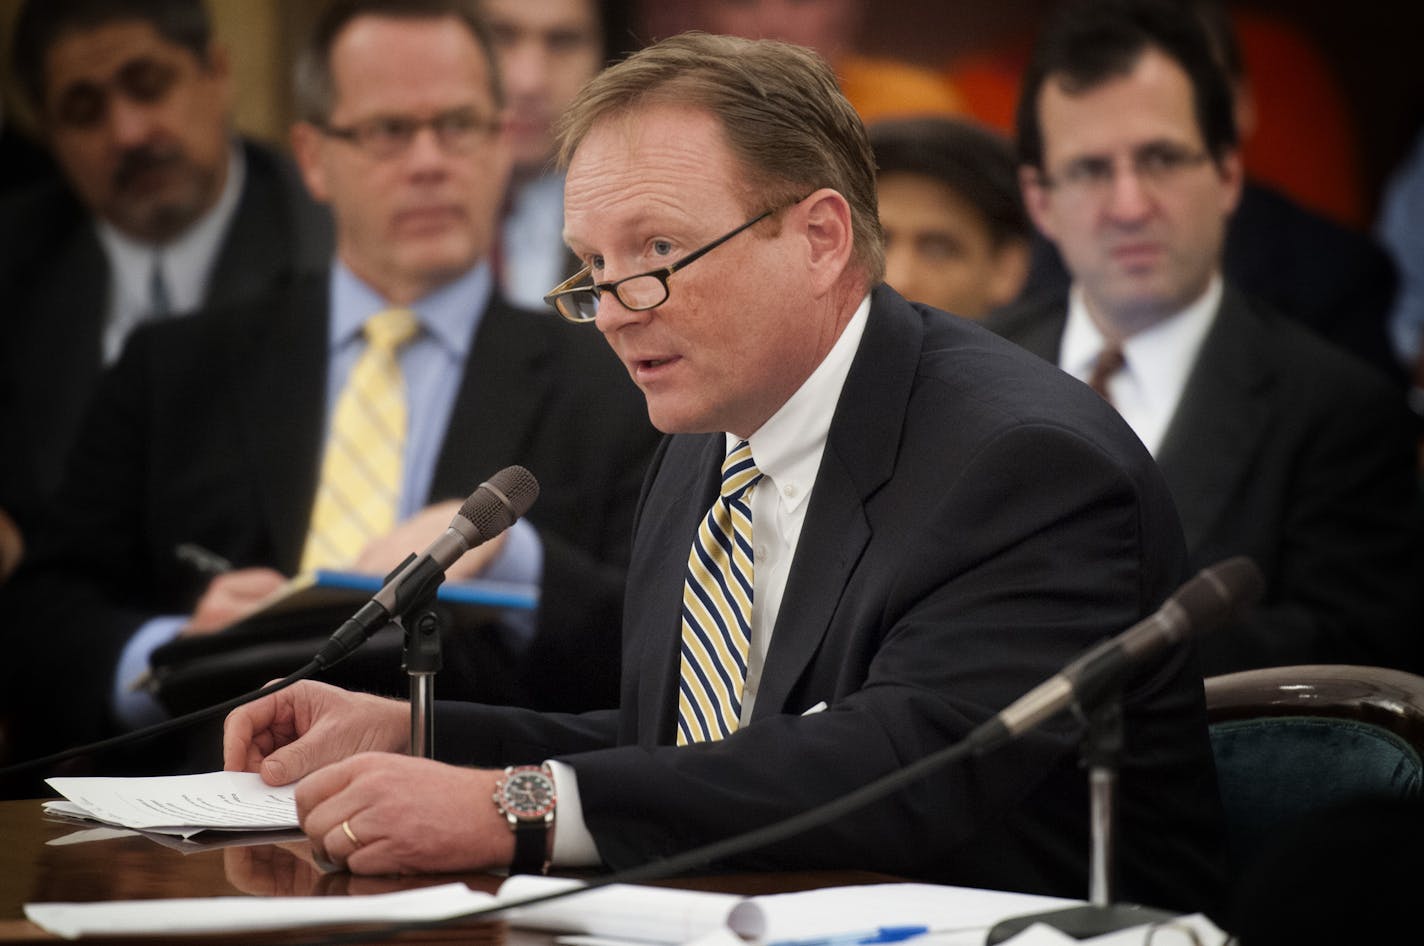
top-left (459, 465), bottom-right (540, 537)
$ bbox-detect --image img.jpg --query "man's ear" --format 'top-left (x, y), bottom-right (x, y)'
top-left (986, 238), bottom-right (1032, 309)
top-left (1217, 148), bottom-right (1245, 218)
top-left (1019, 165), bottom-right (1058, 243)
top-left (290, 122), bottom-right (330, 204)
top-left (803, 189), bottom-right (854, 296)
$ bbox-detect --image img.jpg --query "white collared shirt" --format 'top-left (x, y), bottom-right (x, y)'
top-left (1060, 276), bottom-right (1222, 456)
top-left (737, 293), bottom-right (871, 720)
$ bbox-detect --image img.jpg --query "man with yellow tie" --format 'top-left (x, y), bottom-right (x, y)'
top-left (222, 31), bottom-right (1226, 913)
top-left (0, 0), bottom-right (656, 778)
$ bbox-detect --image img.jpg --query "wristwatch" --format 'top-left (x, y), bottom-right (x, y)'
top-left (493, 764), bottom-right (556, 875)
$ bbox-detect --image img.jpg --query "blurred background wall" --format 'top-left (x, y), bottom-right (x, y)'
top-left (4, 0), bottom-right (1422, 229)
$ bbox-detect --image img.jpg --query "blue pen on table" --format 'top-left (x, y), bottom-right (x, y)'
top-left (767, 925), bottom-right (930, 946)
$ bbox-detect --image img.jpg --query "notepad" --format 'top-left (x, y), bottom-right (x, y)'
top-left (145, 570), bottom-right (540, 714)
top-left (255, 569), bottom-right (539, 619)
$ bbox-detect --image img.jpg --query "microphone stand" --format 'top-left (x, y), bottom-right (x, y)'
top-left (402, 604), bottom-right (445, 760)
top-left (985, 694), bottom-right (1176, 943)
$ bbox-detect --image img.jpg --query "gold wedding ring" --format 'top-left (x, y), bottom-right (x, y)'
top-left (341, 819), bottom-right (363, 848)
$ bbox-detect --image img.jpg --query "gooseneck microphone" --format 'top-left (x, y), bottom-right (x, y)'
top-left (314, 465), bottom-right (540, 670)
top-left (969, 555), bottom-right (1264, 753)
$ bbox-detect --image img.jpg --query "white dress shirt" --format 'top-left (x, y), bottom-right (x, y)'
top-left (1059, 276), bottom-right (1222, 457)
top-left (547, 294), bottom-right (873, 867)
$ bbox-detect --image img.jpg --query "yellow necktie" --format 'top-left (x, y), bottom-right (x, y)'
top-left (677, 441), bottom-right (763, 745)
top-left (300, 308), bottom-right (420, 572)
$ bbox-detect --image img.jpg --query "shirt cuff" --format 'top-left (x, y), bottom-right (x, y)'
top-left (111, 615), bottom-right (186, 730)
top-left (477, 519), bottom-right (543, 653)
top-left (546, 759), bottom-right (601, 867)
top-left (480, 518), bottom-right (542, 584)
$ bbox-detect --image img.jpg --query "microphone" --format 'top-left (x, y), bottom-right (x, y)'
top-left (313, 465), bottom-right (540, 670)
top-left (970, 555), bottom-right (1264, 752)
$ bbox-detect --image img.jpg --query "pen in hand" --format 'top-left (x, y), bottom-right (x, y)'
top-left (174, 542), bottom-right (234, 578)
top-left (129, 544), bottom-right (237, 694)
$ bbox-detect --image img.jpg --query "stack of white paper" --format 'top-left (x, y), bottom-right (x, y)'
top-left (44, 771), bottom-right (298, 839)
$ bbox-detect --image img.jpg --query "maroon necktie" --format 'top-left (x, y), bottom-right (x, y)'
top-left (1088, 344), bottom-right (1126, 405)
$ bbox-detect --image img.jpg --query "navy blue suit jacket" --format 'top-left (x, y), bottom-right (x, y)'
top-left (435, 285), bottom-right (1226, 913)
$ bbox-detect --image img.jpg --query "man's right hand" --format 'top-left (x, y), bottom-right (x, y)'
top-left (182, 567), bottom-right (289, 636)
top-left (222, 679), bottom-right (409, 786)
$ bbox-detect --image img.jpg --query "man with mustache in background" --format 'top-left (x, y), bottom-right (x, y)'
top-left (0, 0), bottom-right (656, 787)
top-left (0, 0), bottom-right (331, 569)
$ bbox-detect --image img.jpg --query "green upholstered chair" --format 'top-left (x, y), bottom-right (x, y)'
top-left (1204, 664), bottom-right (1424, 879)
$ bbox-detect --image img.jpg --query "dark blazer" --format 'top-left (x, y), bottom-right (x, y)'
top-left (0, 139), bottom-right (333, 534)
top-left (987, 284), bottom-right (1424, 675)
top-left (1019, 180), bottom-right (1403, 384)
top-left (435, 286), bottom-right (1226, 914)
top-left (0, 274), bottom-right (659, 765)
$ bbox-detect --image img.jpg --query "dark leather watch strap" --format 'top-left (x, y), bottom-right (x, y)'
top-left (509, 821), bottom-right (548, 875)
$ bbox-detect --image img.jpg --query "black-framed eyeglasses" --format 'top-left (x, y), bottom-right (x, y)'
top-left (316, 107), bottom-right (501, 159)
top-left (543, 202), bottom-right (795, 324)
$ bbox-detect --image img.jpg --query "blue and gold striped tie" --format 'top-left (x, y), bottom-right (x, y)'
top-left (300, 308), bottom-right (420, 572)
top-left (677, 441), bottom-right (763, 745)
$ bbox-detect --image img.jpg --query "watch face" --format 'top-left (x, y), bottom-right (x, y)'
top-left (503, 769), bottom-right (556, 821)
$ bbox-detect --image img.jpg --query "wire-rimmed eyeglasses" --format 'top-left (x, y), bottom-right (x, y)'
top-left (543, 201), bottom-right (798, 324)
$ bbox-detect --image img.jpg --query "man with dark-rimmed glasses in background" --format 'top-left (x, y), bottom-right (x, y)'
top-left (0, 0), bottom-right (657, 791)
top-left (988, 0), bottom-right (1423, 677)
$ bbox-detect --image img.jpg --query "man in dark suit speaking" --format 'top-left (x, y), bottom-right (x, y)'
top-left (0, 0), bottom-right (657, 775)
top-left (224, 31), bottom-right (1225, 913)
top-left (987, 0), bottom-right (1422, 675)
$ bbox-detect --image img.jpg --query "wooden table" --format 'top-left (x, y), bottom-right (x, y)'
top-left (0, 799), bottom-right (892, 945)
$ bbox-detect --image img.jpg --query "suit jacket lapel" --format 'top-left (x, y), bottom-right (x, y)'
top-left (430, 294), bottom-right (559, 499)
top-left (60, 230), bottom-right (109, 372)
top-left (1155, 289), bottom-right (1272, 553)
top-left (239, 277), bottom-right (329, 570)
top-left (205, 145), bottom-right (290, 307)
top-left (633, 435), bottom-right (725, 743)
top-left (752, 286), bottom-right (920, 716)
